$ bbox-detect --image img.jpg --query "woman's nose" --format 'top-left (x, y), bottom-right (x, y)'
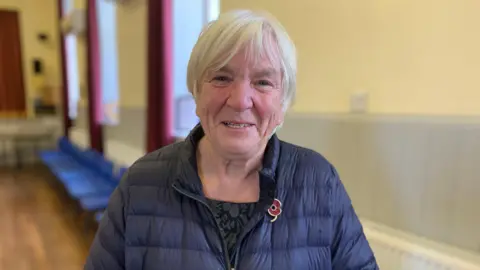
top-left (226, 80), bottom-right (253, 111)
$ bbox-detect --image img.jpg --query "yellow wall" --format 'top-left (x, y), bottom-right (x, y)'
top-left (116, 3), bottom-right (147, 108)
top-left (222, 0), bottom-right (480, 116)
top-left (9, 0), bottom-right (478, 116)
top-left (0, 0), bottom-right (61, 117)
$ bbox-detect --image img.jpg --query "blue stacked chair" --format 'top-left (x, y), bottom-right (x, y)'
top-left (39, 137), bottom-right (128, 214)
top-left (78, 164), bottom-right (128, 212)
top-left (85, 167), bottom-right (128, 224)
top-left (39, 137), bottom-right (79, 168)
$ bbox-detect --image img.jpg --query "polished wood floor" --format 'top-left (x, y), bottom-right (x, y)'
top-left (0, 167), bottom-right (88, 270)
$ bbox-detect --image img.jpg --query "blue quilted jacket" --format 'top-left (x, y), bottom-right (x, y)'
top-left (85, 125), bottom-right (378, 269)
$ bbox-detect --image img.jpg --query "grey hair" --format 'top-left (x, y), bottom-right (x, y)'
top-left (186, 9), bottom-right (297, 112)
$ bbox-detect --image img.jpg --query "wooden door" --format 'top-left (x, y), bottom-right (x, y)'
top-left (0, 10), bottom-right (26, 117)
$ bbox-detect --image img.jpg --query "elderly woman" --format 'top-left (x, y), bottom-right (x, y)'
top-left (85, 9), bottom-right (378, 270)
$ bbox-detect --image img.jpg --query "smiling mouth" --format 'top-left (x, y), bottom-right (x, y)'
top-left (222, 122), bottom-right (254, 129)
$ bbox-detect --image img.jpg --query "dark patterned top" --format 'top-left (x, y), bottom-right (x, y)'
top-left (208, 199), bottom-right (257, 263)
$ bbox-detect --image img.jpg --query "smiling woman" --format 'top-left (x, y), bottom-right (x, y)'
top-left (195, 49), bottom-right (284, 159)
top-left (85, 9), bottom-right (379, 270)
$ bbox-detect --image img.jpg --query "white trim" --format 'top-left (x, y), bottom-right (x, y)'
top-left (362, 219), bottom-right (480, 269)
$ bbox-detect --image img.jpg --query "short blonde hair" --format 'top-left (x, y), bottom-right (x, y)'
top-left (186, 9), bottom-right (297, 111)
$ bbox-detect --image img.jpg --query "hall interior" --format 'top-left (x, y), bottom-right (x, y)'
top-left (0, 0), bottom-right (480, 269)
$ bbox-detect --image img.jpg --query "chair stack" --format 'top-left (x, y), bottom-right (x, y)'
top-left (39, 137), bottom-right (127, 228)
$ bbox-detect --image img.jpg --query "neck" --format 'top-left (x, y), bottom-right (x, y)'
top-left (197, 137), bottom-right (265, 182)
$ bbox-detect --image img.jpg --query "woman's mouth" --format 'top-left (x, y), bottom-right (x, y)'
top-left (222, 122), bottom-right (254, 129)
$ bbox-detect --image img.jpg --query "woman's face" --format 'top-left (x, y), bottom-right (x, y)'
top-left (196, 49), bottom-right (285, 158)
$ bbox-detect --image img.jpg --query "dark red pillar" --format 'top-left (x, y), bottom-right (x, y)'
top-left (57, 0), bottom-right (71, 138)
top-left (146, 0), bottom-right (174, 152)
top-left (86, 0), bottom-right (104, 153)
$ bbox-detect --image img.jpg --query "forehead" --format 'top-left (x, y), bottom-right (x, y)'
top-left (215, 46), bottom-right (282, 76)
top-left (219, 59), bottom-right (278, 77)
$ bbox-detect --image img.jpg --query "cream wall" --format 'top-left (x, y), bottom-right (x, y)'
top-left (221, 0), bottom-right (480, 116)
top-left (0, 0), bottom-right (61, 117)
top-left (278, 113), bottom-right (480, 254)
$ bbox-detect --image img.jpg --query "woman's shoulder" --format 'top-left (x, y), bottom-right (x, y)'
top-left (279, 140), bottom-right (334, 171)
top-left (121, 141), bottom-right (188, 187)
top-left (137, 141), bottom-right (187, 163)
top-left (277, 140), bottom-right (341, 187)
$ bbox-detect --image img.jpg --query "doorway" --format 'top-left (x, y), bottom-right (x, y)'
top-left (0, 10), bottom-right (26, 117)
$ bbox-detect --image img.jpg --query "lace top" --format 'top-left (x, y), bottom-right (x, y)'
top-left (208, 199), bottom-right (257, 264)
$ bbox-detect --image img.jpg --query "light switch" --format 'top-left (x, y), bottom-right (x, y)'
top-left (350, 92), bottom-right (369, 113)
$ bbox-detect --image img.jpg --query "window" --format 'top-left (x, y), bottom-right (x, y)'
top-left (96, 0), bottom-right (119, 125)
top-left (173, 0), bottom-right (220, 137)
top-left (63, 0), bottom-right (80, 119)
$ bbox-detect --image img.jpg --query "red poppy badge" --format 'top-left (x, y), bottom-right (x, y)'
top-left (268, 198), bottom-right (282, 222)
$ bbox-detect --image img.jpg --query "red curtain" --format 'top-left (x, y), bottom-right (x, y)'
top-left (146, 0), bottom-right (174, 152)
top-left (86, 0), bottom-right (104, 153)
top-left (57, 0), bottom-right (71, 138)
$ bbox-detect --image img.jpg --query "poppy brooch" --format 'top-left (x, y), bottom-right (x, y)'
top-left (267, 198), bottom-right (282, 222)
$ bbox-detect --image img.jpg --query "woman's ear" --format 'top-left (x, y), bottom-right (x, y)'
top-left (269, 121), bottom-right (284, 139)
top-left (275, 107), bottom-right (285, 126)
top-left (193, 84), bottom-right (201, 118)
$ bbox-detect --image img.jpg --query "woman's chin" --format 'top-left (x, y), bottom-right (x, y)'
top-left (218, 138), bottom-right (258, 156)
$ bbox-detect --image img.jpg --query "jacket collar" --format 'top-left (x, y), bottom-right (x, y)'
top-left (175, 123), bottom-right (280, 196)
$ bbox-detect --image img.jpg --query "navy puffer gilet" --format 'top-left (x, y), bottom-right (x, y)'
top-left (85, 125), bottom-right (378, 269)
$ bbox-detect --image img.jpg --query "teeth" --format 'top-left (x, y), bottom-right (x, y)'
top-left (224, 122), bottom-right (251, 128)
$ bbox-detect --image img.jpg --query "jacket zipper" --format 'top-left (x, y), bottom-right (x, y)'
top-left (232, 173), bottom-right (276, 270)
top-left (231, 202), bottom-right (271, 270)
top-left (172, 184), bottom-right (232, 270)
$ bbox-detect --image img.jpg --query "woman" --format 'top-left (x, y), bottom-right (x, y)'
top-left (85, 9), bottom-right (378, 270)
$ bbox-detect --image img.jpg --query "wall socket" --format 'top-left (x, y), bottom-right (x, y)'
top-left (350, 92), bottom-right (369, 113)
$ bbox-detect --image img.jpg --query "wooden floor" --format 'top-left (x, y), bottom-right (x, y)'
top-left (0, 167), bottom-right (89, 270)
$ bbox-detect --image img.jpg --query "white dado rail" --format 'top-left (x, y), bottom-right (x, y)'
top-left (362, 219), bottom-right (480, 270)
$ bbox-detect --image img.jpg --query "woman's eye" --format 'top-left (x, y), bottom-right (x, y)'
top-left (213, 76), bottom-right (231, 82)
top-left (256, 80), bottom-right (274, 87)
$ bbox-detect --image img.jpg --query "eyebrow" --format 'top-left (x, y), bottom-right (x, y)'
top-left (217, 66), bottom-right (234, 74)
top-left (216, 66), bottom-right (279, 77)
top-left (254, 68), bottom-right (279, 77)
